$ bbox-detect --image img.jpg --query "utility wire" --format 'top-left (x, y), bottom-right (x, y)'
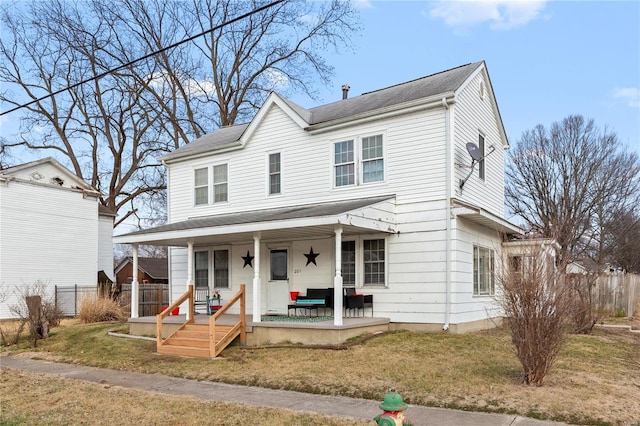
top-left (0, 0), bottom-right (284, 116)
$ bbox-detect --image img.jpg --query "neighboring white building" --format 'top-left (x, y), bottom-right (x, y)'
top-left (115, 61), bottom-right (525, 332)
top-left (0, 157), bottom-right (114, 319)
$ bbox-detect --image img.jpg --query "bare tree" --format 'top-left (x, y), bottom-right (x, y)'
top-left (506, 115), bottom-right (640, 265)
top-left (0, 0), bottom-right (359, 227)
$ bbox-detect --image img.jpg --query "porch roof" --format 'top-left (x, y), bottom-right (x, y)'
top-left (451, 199), bottom-right (524, 236)
top-left (114, 195), bottom-right (397, 247)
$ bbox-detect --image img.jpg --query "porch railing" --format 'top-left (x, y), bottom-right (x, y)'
top-left (210, 284), bottom-right (246, 357)
top-left (156, 284), bottom-right (246, 358)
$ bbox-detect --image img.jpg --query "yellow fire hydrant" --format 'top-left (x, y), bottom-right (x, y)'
top-left (373, 388), bottom-right (413, 426)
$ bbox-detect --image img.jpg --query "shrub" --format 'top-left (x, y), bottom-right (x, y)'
top-left (497, 243), bottom-right (572, 386)
top-left (78, 295), bottom-right (128, 323)
top-left (7, 281), bottom-right (63, 347)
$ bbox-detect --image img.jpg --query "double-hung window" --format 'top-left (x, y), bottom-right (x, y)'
top-left (334, 134), bottom-right (384, 187)
top-left (193, 248), bottom-right (230, 289)
top-left (362, 135), bottom-right (384, 183)
top-left (341, 241), bottom-right (356, 287)
top-left (269, 153), bottom-right (281, 195)
top-left (213, 164), bottom-right (228, 202)
top-left (473, 245), bottom-right (494, 295)
top-left (194, 168), bottom-right (208, 206)
top-left (334, 140), bottom-right (355, 187)
top-left (363, 239), bottom-right (385, 287)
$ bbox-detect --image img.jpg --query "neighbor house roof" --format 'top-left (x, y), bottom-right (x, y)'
top-left (115, 256), bottom-right (168, 280)
top-left (162, 61), bottom-right (487, 163)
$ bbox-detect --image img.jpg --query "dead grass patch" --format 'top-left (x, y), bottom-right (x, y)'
top-left (0, 369), bottom-right (370, 425)
top-left (4, 322), bottom-right (640, 425)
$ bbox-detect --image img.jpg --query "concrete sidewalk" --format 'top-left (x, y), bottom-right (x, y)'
top-left (1, 355), bottom-right (567, 425)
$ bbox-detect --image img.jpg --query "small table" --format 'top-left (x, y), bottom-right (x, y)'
top-left (287, 299), bottom-right (325, 317)
top-left (208, 297), bottom-right (223, 315)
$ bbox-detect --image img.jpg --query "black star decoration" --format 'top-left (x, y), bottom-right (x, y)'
top-left (304, 247), bottom-right (319, 266)
top-left (242, 251), bottom-right (254, 268)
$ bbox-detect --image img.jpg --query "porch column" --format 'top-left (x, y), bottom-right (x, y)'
top-left (252, 232), bottom-right (261, 323)
top-left (186, 239), bottom-right (194, 322)
top-left (131, 244), bottom-right (139, 318)
top-left (333, 225), bottom-right (343, 326)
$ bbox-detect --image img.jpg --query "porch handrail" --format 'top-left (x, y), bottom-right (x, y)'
top-left (156, 284), bottom-right (194, 347)
top-left (209, 284), bottom-right (246, 357)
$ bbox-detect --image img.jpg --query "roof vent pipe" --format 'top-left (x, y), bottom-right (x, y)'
top-left (341, 84), bottom-right (350, 100)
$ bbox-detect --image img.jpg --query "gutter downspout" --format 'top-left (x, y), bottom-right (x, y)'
top-left (442, 97), bottom-right (452, 331)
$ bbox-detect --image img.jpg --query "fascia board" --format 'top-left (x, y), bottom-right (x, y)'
top-left (304, 93), bottom-right (455, 135)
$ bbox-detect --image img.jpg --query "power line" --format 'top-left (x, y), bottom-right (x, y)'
top-left (0, 0), bottom-right (284, 117)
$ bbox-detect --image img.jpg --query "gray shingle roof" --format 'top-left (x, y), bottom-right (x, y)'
top-left (162, 61), bottom-right (483, 162)
top-left (121, 195), bottom-right (394, 237)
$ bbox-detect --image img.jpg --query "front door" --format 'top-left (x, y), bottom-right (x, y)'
top-left (266, 248), bottom-right (289, 314)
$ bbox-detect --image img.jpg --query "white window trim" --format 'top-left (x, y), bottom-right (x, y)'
top-left (193, 246), bottom-right (233, 290)
top-left (193, 166), bottom-right (209, 207)
top-left (193, 160), bottom-right (230, 207)
top-left (213, 163), bottom-right (229, 204)
top-left (340, 236), bottom-right (388, 289)
top-left (268, 244), bottom-right (291, 282)
top-left (478, 132), bottom-right (486, 181)
top-left (473, 244), bottom-right (495, 296)
top-left (332, 131), bottom-right (387, 189)
top-left (266, 150), bottom-right (283, 196)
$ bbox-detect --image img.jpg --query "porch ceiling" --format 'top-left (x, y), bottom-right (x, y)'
top-left (113, 195), bottom-right (397, 247)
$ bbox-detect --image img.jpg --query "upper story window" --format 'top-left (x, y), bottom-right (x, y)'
top-left (269, 152), bottom-right (281, 195)
top-left (194, 168), bottom-right (208, 206)
top-left (362, 134), bottom-right (384, 183)
top-left (334, 134), bottom-right (384, 187)
top-left (334, 140), bottom-right (355, 186)
top-left (478, 134), bottom-right (485, 181)
top-left (213, 164), bottom-right (228, 202)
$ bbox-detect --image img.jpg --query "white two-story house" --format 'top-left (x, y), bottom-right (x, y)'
top-left (115, 61), bottom-right (523, 333)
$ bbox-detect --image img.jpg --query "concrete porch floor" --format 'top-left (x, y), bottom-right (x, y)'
top-left (128, 313), bottom-right (390, 346)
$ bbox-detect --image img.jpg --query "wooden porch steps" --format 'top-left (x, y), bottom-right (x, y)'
top-left (158, 323), bottom-right (236, 358)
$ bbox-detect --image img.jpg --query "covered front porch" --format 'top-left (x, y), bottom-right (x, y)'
top-left (129, 312), bottom-right (390, 346)
top-left (113, 195), bottom-right (397, 331)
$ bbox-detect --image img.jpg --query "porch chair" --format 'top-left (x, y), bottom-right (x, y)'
top-left (194, 286), bottom-right (209, 314)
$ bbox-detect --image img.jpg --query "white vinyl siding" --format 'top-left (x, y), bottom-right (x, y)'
top-left (0, 178), bottom-right (99, 319)
top-left (194, 168), bottom-right (208, 205)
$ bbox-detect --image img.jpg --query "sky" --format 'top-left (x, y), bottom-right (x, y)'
top-left (1, 0), bottom-right (638, 155)
top-left (289, 0), bottom-right (640, 154)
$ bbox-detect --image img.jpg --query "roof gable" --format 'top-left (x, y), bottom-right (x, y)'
top-left (0, 157), bottom-right (99, 195)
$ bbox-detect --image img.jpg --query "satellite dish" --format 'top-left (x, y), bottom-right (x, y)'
top-left (466, 142), bottom-right (483, 162)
